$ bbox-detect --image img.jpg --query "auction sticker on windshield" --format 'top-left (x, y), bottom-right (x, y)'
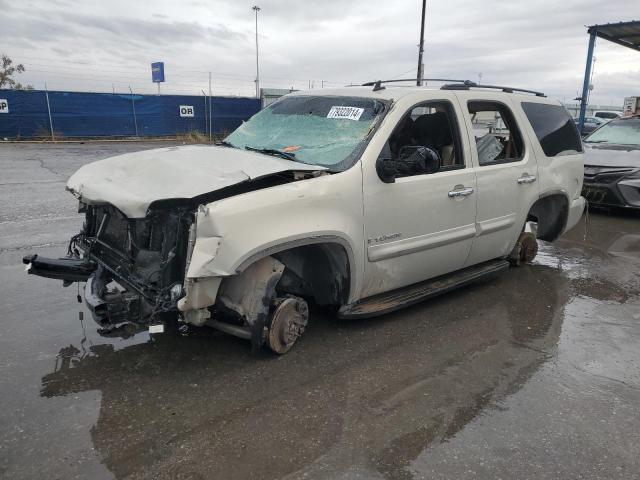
top-left (327, 106), bottom-right (364, 121)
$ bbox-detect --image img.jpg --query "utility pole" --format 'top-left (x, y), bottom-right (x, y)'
top-left (252, 5), bottom-right (261, 99)
top-left (416, 0), bottom-right (426, 86)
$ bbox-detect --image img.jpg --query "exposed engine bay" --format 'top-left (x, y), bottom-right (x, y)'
top-left (22, 202), bottom-right (194, 338)
top-left (73, 203), bottom-right (192, 328)
top-left (23, 164), bottom-right (328, 351)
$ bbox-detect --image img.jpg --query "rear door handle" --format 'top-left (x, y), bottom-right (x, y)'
top-left (448, 187), bottom-right (474, 198)
top-left (517, 174), bottom-right (537, 184)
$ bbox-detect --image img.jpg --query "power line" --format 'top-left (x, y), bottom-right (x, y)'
top-left (17, 57), bottom-right (360, 96)
top-left (22, 61), bottom-right (355, 85)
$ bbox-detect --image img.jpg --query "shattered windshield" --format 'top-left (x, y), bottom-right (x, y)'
top-left (224, 95), bottom-right (388, 171)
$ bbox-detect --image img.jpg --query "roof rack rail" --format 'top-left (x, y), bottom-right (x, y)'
top-left (361, 78), bottom-right (469, 90)
top-left (441, 82), bottom-right (546, 97)
top-left (360, 78), bottom-right (545, 97)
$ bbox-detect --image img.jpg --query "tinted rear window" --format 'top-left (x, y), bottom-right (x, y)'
top-left (521, 102), bottom-right (583, 157)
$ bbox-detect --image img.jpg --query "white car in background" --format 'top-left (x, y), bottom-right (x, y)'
top-left (24, 80), bottom-right (585, 354)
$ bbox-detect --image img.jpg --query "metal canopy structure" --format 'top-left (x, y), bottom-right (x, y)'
top-left (578, 20), bottom-right (640, 133)
top-left (589, 21), bottom-right (640, 52)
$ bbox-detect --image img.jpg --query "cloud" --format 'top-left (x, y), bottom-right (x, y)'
top-left (2, 0), bottom-right (639, 105)
top-left (61, 13), bottom-right (246, 47)
top-left (0, 15), bottom-right (80, 42)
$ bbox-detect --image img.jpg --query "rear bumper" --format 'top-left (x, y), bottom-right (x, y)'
top-left (564, 196), bottom-right (586, 233)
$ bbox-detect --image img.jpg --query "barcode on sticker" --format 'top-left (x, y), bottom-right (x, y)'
top-left (327, 106), bottom-right (364, 121)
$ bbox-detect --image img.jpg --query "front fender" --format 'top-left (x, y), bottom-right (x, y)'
top-left (188, 168), bottom-right (365, 304)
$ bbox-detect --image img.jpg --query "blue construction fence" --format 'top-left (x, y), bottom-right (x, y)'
top-left (0, 89), bottom-right (261, 139)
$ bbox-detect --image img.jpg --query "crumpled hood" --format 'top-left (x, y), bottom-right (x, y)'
top-left (66, 145), bottom-right (325, 218)
top-left (584, 143), bottom-right (640, 169)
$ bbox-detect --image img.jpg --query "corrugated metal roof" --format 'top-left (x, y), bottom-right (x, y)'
top-left (588, 20), bottom-right (640, 52)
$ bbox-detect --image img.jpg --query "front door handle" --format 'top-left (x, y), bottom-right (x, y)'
top-left (517, 174), bottom-right (537, 184)
top-left (448, 187), bottom-right (474, 198)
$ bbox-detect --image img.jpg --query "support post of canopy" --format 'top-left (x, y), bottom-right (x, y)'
top-left (578, 31), bottom-right (596, 135)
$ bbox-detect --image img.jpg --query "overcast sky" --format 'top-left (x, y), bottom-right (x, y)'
top-left (2, 0), bottom-right (639, 105)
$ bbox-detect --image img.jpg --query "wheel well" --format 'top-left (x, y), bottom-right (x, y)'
top-left (527, 194), bottom-right (569, 242)
top-left (273, 243), bottom-right (350, 306)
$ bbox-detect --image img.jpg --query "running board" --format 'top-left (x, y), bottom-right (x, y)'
top-left (338, 259), bottom-right (509, 319)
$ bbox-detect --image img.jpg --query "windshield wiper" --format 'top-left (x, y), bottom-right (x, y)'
top-left (245, 145), bottom-right (298, 161)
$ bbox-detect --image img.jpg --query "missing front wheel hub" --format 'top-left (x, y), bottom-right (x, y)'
top-left (266, 296), bottom-right (309, 354)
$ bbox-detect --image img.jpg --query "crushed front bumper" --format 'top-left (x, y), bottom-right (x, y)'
top-left (83, 267), bottom-right (149, 327)
top-left (23, 254), bottom-right (96, 283)
top-left (23, 254), bottom-right (160, 328)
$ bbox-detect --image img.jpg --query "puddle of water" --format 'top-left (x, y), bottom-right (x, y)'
top-left (406, 293), bottom-right (640, 480)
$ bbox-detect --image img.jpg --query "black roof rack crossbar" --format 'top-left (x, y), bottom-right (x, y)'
top-left (441, 82), bottom-right (546, 97)
top-left (360, 78), bottom-right (546, 97)
top-left (362, 78), bottom-right (469, 87)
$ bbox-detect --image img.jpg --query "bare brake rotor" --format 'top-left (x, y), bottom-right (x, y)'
top-left (509, 231), bottom-right (539, 266)
top-left (267, 296), bottom-right (309, 354)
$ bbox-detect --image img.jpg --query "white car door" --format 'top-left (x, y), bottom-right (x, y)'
top-left (360, 98), bottom-right (477, 299)
top-left (457, 95), bottom-right (540, 266)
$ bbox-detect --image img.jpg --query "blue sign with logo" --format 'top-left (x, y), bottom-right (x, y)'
top-left (151, 62), bottom-right (165, 83)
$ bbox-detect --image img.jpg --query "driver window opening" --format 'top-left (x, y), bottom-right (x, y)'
top-left (382, 101), bottom-right (464, 177)
top-left (467, 101), bottom-right (524, 166)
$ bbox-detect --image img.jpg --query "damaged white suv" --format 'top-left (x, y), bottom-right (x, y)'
top-left (24, 80), bottom-right (586, 354)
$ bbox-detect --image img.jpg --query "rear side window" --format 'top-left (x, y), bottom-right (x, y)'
top-left (521, 102), bottom-right (582, 157)
top-left (467, 101), bottom-right (524, 166)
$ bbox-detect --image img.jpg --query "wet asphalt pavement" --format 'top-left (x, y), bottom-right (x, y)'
top-left (0, 142), bottom-right (639, 480)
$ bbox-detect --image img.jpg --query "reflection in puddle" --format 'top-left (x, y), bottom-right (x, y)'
top-left (408, 292), bottom-right (640, 480)
top-left (606, 234), bottom-right (640, 259)
top-left (40, 264), bottom-right (573, 480)
top-left (36, 211), bottom-right (640, 480)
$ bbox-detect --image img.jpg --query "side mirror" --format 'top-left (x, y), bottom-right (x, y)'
top-left (397, 146), bottom-right (441, 175)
